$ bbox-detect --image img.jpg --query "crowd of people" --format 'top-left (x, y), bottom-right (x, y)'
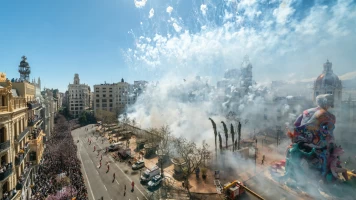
top-left (31, 115), bottom-right (88, 200)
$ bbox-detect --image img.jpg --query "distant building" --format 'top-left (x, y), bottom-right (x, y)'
top-left (313, 60), bottom-right (343, 107)
top-left (67, 74), bottom-right (91, 117)
top-left (93, 78), bottom-right (147, 116)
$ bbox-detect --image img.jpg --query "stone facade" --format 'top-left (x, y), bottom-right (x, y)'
top-left (68, 74), bottom-right (91, 118)
top-left (93, 78), bottom-right (147, 116)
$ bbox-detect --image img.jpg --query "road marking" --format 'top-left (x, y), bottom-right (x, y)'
top-left (78, 144), bottom-right (95, 200)
top-left (137, 197), bottom-right (140, 200)
top-left (96, 171), bottom-right (99, 175)
top-left (104, 185), bottom-right (108, 191)
top-left (116, 180), bottom-right (120, 185)
top-left (96, 141), bottom-right (148, 200)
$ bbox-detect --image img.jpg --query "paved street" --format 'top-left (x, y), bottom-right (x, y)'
top-left (72, 125), bottom-right (151, 200)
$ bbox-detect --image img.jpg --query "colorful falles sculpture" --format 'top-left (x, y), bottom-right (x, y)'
top-left (285, 94), bottom-right (348, 183)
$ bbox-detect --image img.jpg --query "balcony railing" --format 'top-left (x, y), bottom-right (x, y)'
top-left (15, 148), bottom-right (30, 166)
top-left (15, 127), bottom-right (30, 143)
top-left (0, 106), bottom-right (7, 112)
top-left (0, 98), bottom-right (26, 113)
top-left (12, 98), bottom-right (27, 110)
top-left (0, 165), bottom-right (13, 181)
top-left (28, 116), bottom-right (42, 126)
top-left (27, 102), bottom-right (41, 110)
top-left (0, 140), bottom-right (10, 153)
top-left (29, 129), bottom-right (42, 140)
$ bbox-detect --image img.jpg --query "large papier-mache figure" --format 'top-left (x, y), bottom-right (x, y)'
top-left (285, 94), bottom-right (348, 182)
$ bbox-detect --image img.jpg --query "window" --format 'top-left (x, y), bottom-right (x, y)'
top-left (103, 94), bottom-right (106, 97)
top-left (102, 104), bottom-right (107, 107)
top-left (109, 94), bottom-right (112, 97)
top-left (327, 91), bottom-right (333, 94)
top-left (109, 104), bottom-right (113, 107)
top-left (96, 94), bottom-right (99, 97)
top-left (96, 104), bottom-right (100, 107)
top-left (109, 99), bottom-right (113, 102)
top-left (102, 99), bottom-right (107, 102)
top-left (96, 99), bottom-right (100, 103)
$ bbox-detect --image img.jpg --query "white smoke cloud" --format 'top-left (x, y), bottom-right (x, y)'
top-left (166, 6), bottom-right (173, 14)
top-left (172, 23), bottom-right (182, 32)
top-left (200, 4), bottom-right (207, 16)
top-left (134, 0), bottom-right (147, 8)
top-left (126, 0), bottom-right (356, 81)
top-left (149, 8), bottom-right (154, 18)
top-left (273, 0), bottom-right (295, 25)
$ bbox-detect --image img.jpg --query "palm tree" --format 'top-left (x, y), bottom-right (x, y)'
top-left (221, 121), bottom-right (228, 149)
top-left (218, 132), bottom-right (223, 152)
top-left (238, 121), bottom-right (242, 150)
top-left (230, 124), bottom-right (235, 151)
top-left (209, 118), bottom-right (218, 155)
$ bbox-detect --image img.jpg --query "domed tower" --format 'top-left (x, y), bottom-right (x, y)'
top-left (18, 55), bottom-right (31, 81)
top-left (73, 73), bottom-right (80, 84)
top-left (313, 60), bottom-right (342, 107)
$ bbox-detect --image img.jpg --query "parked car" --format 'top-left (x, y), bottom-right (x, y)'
top-left (132, 160), bottom-right (145, 170)
top-left (140, 165), bottom-right (160, 182)
top-left (147, 175), bottom-right (163, 188)
top-left (108, 142), bottom-right (123, 152)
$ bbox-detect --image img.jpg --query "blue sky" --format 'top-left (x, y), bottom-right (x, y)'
top-left (1, 0), bottom-right (356, 92)
top-left (0, 0), bottom-right (148, 92)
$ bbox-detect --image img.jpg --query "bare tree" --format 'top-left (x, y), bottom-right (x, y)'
top-left (208, 118), bottom-right (217, 158)
top-left (173, 138), bottom-right (209, 198)
top-left (218, 132), bottom-right (223, 152)
top-left (238, 121), bottom-right (242, 150)
top-left (221, 121), bottom-right (228, 149)
top-left (230, 124), bottom-right (235, 151)
top-left (95, 109), bottom-right (117, 131)
top-left (157, 125), bottom-right (172, 175)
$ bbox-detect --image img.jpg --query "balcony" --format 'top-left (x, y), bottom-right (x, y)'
top-left (28, 115), bottom-right (42, 126)
top-left (0, 98), bottom-right (26, 113)
top-left (29, 128), bottom-right (43, 140)
top-left (15, 163), bottom-right (32, 190)
top-left (0, 106), bottom-right (7, 112)
top-left (15, 128), bottom-right (30, 143)
top-left (12, 98), bottom-right (27, 110)
top-left (15, 147), bottom-right (30, 166)
top-left (27, 101), bottom-right (41, 110)
top-left (0, 163), bottom-right (13, 182)
top-left (0, 140), bottom-right (10, 154)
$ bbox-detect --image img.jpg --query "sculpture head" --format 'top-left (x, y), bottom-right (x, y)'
top-left (316, 94), bottom-right (334, 109)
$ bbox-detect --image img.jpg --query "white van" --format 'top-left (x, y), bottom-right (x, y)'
top-left (140, 165), bottom-right (161, 182)
top-left (108, 142), bottom-right (123, 152)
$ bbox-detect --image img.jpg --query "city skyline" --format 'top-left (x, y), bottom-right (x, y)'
top-left (1, 0), bottom-right (356, 92)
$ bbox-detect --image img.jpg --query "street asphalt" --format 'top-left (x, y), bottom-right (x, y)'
top-left (72, 125), bottom-right (151, 200)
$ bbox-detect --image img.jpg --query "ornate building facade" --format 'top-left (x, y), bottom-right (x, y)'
top-left (0, 57), bottom-right (54, 200)
top-left (68, 74), bottom-right (91, 118)
top-left (313, 60), bottom-right (343, 107)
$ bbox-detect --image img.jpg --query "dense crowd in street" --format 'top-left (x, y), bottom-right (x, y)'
top-left (31, 115), bottom-right (88, 200)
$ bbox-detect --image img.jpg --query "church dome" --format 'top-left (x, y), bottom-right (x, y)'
top-left (314, 60), bottom-right (342, 89)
